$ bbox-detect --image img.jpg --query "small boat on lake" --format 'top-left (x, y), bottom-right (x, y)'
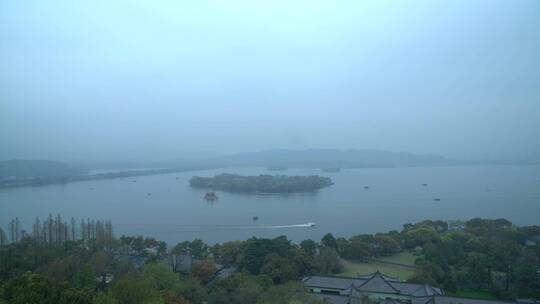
top-left (433, 198), bottom-right (441, 201)
top-left (252, 216), bottom-right (259, 221)
top-left (307, 222), bottom-right (316, 227)
top-left (422, 183), bottom-right (428, 187)
top-left (364, 186), bottom-right (370, 189)
top-left (204, 192), bottom-right (218, 200)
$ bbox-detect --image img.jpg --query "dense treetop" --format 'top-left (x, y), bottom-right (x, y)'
top-left (189, 173), bottom-right (334, 193)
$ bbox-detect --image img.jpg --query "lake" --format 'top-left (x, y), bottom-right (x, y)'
top-left (1, 165), bottom-right (539, 244)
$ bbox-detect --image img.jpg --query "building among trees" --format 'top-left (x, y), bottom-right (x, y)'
top-left (303, 271), bottom-right (522, 304)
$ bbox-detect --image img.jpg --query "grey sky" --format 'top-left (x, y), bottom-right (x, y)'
top-left (1, 0), bottom-right (539, 162)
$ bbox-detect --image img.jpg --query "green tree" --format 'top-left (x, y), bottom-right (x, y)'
top-left (89, 251), bottom-right (110, 276)
top-left (171, 239), bottom-right (209, 259)
top-left (3, 272), bottom-right (61, 304)
top-left (347, 236), bottom-right (372, 261)
top-left (404, 227), bottom-right (440, 248)
top-left (59, 287), bottom-right (93, 304)
top-left (373, 235), bottom-right (400, 256)
top-left (74, 265), bottom-right (97, 290)
top-left (408, 258), bottom-right (444, 286)
top-left (321, 233), bottom-right (337, 249)
top-left (143, 263), bottom-right (181, 291)
top-left (92, 293), bottom-right (119, 304)
top-left (162, 292), bottom-right (192, 304)
top-left (335, 237), bottom-right (351, 258)
top-left (40, 255), bottom-right (84, 284)
top-left (464, 252), bottom-right (490, 289)
top-left (299, 239), bottom-right (318, 256)
top-left (174, 278), bottom-right (208, 304)
top-left (513, 251), bottom-right (540, 298)
top-left (209, 273), bottom-right (269, 304)
top-left (212, 241), bottom-right (243, 265)
top-left (190, 261), bottom-right (217, 284)
top-left (489, 240), bottom-right (521, 291)
top-left (112, 274), bottom-right (156, 304)
top-left (238, 237), bottom-right (293, 275)
top-left (260, 254), bottom-right (299, 284)
top-left (313, 247), bottom-right (342, 274)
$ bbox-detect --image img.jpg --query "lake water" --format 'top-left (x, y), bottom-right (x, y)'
top-left (1, 166), bottom-right (539, 244)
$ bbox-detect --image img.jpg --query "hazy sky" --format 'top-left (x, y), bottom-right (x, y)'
top-left (1, 0), bottom-right (539, 162)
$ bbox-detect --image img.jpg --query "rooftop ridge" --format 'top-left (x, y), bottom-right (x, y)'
top-left (357, 270), bottom-right (401, 281)
top-left (303, 274), bottom-right (370, 280)
top-left (356, 271), bottom-right (399, 293)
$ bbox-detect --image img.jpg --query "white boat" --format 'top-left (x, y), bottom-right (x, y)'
top-left (307, 222), bottom-right (316, 227)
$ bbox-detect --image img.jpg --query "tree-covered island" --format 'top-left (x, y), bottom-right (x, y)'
top-left (189, 173), bottom-right (334, 193)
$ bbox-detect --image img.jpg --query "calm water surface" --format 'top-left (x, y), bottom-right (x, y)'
top-left (1, 166), bottom-right (539, 244)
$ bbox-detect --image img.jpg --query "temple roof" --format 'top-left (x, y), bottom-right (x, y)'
top-left (357, 270), bottom-right (400, 282)
top-left (303, 275), bottom-right (366, 290)
top-left (304, 271), bottom-right (443, 296)
top-left (356, 271), bottom-right (399, 293)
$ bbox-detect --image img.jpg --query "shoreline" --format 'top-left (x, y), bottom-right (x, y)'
top-left (0, 165), bottom-right (220, 189)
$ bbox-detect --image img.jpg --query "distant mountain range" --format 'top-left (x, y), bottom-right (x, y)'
top-left (201, 149), bottom-right (463, 169)
top-left (0, 149), bottom-right (463, 183)
top-left (90, 149), bottom-right (465, 169)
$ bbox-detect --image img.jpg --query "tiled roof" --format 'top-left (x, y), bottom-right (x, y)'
top-left (356, 272), bottom-right (399, 293)
top-left (305, 272), bottom-right (444, 298)
top-left (413, 297), bottom-right (436, 304)
top-left (305, 273), bottom-right (521, 304)
top-left (357, 271), bottom-right (400, 282)
top-left (303, 275), bottom-right (367, 290)
top-left (389, 282), bottom-right (443, 296)
top-left (412, 285), bottom-right (442, 296)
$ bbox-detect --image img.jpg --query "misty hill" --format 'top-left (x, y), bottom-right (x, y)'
top-left (0, 160), bottom-right (88, 180)
top-left (205, 149), bottom-right (462, 168)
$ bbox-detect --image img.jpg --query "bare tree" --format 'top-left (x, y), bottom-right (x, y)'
top-left (48, 214), bottom-right (53, 244)
top-left (33, 217), bottom-right (41, 243)
top-left (15, 217), bottom-right (21, 242)
top-left (4, 214), bottom-right (114, 249)
top-left (81, 218), bottom-right (86, 243)
top-left (0, 227), bottom-right (7, 246)
top-left (71, 217), bottom-right (76, 241)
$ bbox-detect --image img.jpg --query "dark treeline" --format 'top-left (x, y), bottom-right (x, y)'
top-left (1, 217), bottom-right (539, 304)
top-left (189, 173), bottom-right (334, 193)
top-left (316, 219), bottom-right (540, 298)
top-left (408, 219), bottom-right (540, 298)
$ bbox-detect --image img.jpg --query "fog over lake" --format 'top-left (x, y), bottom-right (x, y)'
top-left (1, 165), bottom-right (538, 244)
top-left (2, 1), bottom-right (540, 164)
top-left (2, 1), bottom-right (540, 302)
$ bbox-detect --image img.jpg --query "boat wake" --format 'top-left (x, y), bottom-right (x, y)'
top-left (265, 222), bottom-right (316, 229)
top-left (123, 222), bottom-right (316, 234)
